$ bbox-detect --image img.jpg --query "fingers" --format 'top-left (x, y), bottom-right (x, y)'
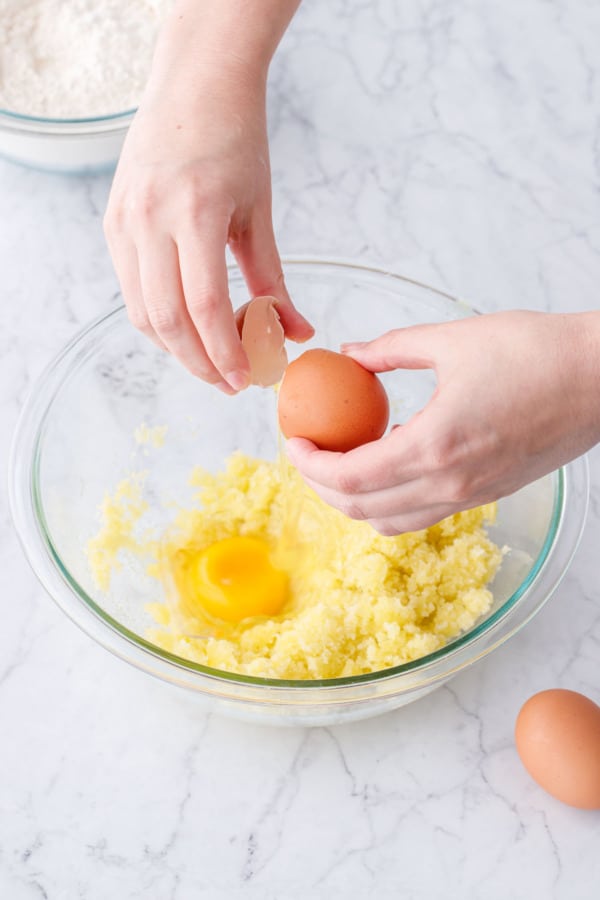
top-left (106, 174), bottom-right (308, 391)
top-left (285, 434), bottom-right (422, 520)
top-left (230, 211), bottom-right (314, 343)
top-left (300, 470), bottom-right (459, 528)
top-left (285, 418), bottom-right (471, 535)
top-left (366, 508), bottom-right (455, 536)
top-left (285, 427), bottom-right (424, 495)
top-left (136, 235), bottom-right (234, 392)
top-left (176, 221), bottom-right (251, 391)
top-left (341, 324), bottom-right (441, 373)
top-left (106, 192), bottom-right (237, 389)
top-left (104, 232), bottom-right (167, 352)
top-left (287, 437), bottom-right (465, 535)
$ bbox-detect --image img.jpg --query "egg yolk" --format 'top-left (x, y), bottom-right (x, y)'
top-left (189, 536), bottom-right (288, 623)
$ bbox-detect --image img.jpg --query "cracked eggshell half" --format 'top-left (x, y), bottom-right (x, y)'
top-left (236, 296), bottom-right (288, 387)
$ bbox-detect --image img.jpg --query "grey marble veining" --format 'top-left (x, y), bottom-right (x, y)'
top-left (1, 0), bottom-right (600, 897)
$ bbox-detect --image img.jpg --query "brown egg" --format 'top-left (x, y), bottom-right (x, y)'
top-left (278, 348), bottom-right (389, 452)
top-left (515, 689), bottom-right (600, 809)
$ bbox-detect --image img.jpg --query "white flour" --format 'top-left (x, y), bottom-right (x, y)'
top-left (0, 0), bottom-right (172, 118)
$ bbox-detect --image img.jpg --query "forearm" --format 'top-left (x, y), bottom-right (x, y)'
top-left (149, 0), bottom-right (301, 92)
top-left (563, 311), bottom-right (600, 446)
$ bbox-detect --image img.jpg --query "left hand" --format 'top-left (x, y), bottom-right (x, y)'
top-left (286, 310), bottom-right (600, 535)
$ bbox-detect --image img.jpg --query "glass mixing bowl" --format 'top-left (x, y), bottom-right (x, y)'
top-left (0, 106), bottom-right (133, 173)
top-left (9, 260), bottom-right (589, 725)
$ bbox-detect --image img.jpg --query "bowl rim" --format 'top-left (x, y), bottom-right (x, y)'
top-left (9, 258), bottom-right (590, 692)
top-left (0, 105), bottom-right (136, 132)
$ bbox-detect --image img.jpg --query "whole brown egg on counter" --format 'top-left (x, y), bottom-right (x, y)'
top-left (515, 689), bottom-right (600, 810)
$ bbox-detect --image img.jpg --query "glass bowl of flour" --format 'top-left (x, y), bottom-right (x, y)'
top-left (0, 1), bottom-right (171, 173)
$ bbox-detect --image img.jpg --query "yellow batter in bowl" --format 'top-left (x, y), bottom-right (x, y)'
top-left (87, 450), bottom-right (503, 680)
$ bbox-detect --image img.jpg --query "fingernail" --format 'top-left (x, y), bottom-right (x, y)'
top-left (285, 437), bottom-right (311, 456)
top-left (341, 342), bottom-right (366, 353)
top-left (284, 439), bottom-right (298, 460)
top-left (215, 380), bottom-right (236, 395)
top-left (225, 369), bottom-right (250, 391)
top-left (300, 323), bottom-right (316, 341)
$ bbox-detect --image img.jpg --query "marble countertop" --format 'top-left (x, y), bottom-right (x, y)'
top-left (1, 1), bottom-right (599, 897)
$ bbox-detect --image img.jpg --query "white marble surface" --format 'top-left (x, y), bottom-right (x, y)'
top-left (1, 0), bottom-right (600, 896)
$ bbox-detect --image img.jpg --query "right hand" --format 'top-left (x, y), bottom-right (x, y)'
top-left (104, 55), bottom-right (313, 393)
top-left (287, 311), bottom-right (600, 534)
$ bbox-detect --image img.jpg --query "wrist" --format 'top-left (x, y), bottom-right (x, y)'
top-left (153, 29), bottom-right (270, 87)
top-left (147, 36), bottom-right (267, 110)
top-left (150, 0), bottom-right (300, 91)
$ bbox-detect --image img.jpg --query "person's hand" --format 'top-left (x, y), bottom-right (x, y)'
top-left (286, 311), bottom-right (600, 534)
top-left (104, 19), bottom-right (311, 393)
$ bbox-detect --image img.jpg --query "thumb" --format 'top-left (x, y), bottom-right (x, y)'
top-left (230, 212), bottom-right (314, 343)
top-left (341, 324), bottom-right (441, 373)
